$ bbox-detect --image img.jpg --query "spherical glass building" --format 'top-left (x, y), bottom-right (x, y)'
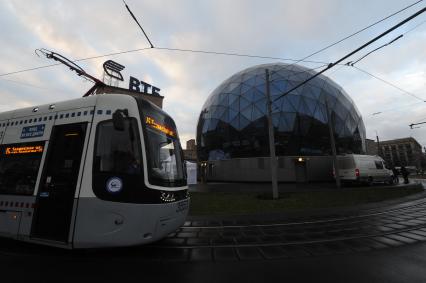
top-left (197, 63), bottom-right (366, 161)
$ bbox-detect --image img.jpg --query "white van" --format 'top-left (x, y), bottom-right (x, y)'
top-left (335, 154), bottom-right (394, 185)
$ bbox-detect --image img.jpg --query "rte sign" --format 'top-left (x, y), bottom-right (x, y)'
top-left (129, 76), bottom-right (161, 96)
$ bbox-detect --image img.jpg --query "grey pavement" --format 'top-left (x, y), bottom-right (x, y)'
top-left (4, 238), bottom-right (426, 282)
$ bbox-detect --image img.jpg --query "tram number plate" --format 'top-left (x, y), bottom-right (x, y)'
top-left (176, 199), bottom-right (189, 213)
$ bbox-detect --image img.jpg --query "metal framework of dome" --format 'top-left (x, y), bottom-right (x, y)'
top-left (197, 63), bottom-right (366, 161)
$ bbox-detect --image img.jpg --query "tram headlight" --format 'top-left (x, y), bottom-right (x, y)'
top-left (160, 191), bottom-right (176, 203)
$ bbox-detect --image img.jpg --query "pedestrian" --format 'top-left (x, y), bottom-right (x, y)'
top-left (400, 166), bottom-right (409, 184)
top-left (392, 167), bottom-right (399, 184)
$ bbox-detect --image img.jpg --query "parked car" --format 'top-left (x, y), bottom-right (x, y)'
top-left (335, 154), bottom-right (394, 185)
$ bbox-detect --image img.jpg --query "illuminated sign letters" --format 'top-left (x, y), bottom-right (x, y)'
top-left (5, 145), bottom-right (44, 155)
top-left (145, 116), bottom-right (175, 137)
top-left (21, 124), bottom-right (45, 139)
top-left (129, 76), bottom-right (161, 96)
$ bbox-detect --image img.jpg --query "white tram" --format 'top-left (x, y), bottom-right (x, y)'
top-left (0, 93), bottom-right (189, 248)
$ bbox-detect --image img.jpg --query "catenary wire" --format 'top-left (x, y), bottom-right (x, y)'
top-left (1, 0), bottom-right (423, 78)
top-left (352, 66), bottom-right (425, 102)
top-left (271, 7), bottom-right (426, 104)
top-left (286, 0), bottom-right (424, 66)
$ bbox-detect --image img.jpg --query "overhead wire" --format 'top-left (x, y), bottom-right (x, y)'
top-left (0, 47), bottom-right (153, 77)
top-left (1, 0), bottom-right (422, 79)
top-left (0, 78), bottom-right (58, 91)
top-left (290, 0), bottom-right (424, 65)
top-left (272, 6), bottom-right (426, 104)
top-left (352, 66), bottom-right (425, 102)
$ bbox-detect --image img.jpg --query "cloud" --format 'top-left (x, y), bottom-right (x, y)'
top-left (0, 0), bottom-right (425, 149)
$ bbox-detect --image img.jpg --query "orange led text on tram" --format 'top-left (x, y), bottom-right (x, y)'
top-left (5, 145), bottom-right (44, 155)
top-left (145, 116), bottom-right (175, 137)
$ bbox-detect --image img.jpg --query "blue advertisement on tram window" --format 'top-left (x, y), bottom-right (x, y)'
top-left (20, 124), bottom-right (45, 139)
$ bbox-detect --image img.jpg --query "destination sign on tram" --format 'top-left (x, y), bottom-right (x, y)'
top-left (5, 145), bottom-right (44, 155)
top-left (145, 116), bottom-right (175, 137)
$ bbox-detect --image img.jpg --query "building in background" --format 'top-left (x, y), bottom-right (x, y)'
top-left (365, 138), bottom-right (378, 156)
top-left (379, 137), bottom-right (424, 170)
top-left (183, 139), bottom-right (197, 161)
top-left (196, 63), bottom-right (366, 182)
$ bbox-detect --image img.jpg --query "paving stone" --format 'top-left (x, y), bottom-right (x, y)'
top-left (325, 230), bottom-right (346, 237)
top-left (372, 236), bottom-right (404, 247)
top-left (186, 238), bottom-right (210, 246)
top-left (198, 231), bottom-right (220, 238)
top-left (234, 236), bottom-right (259, 244)
top-left (398, 232), bottom-right (426, 241)
top-left (323, 242), bottom-right (354, 254)
top-left (303, 244), bottom-right (334, 255)
top-left (405, 219), bottom-right (426, 225)
top-left (222, 230), bottom-right (241, 237)
top-left (180, 227), bottom-right (200, 232)
top-left (166, 232), bottom-right (178, 238)
top-left (235, 220), bottom-right (251, 225)
top-left (260, 236), bottom-right (282, 243)
top-left (211, 237), bottom-right (235, 245)
top-left (157, 238), bottom-right (186, 246)
top-left (176, 232), bottom-right (198, 238)
top-left (281, 246), bottom-right (311, 257)
top-left (160, 248), bottom-right (190, 262)
top-left (386, 234), bottom-right (417, 244)
top-left (259, 246), bottom-right (288, 259)
top-left (343, 239), bottom-right (373, 252)
top-left (303, 232), bottom-right (328, 240)
top-left (282, 234), bottom-right (306, 242)
top-left (236, 247), bottom-right (263, 260)
top-left (206, 220), bottom-right (221, 226)
top-left (409, 229), bottom-right (426, 237)
top-left (375, 226), bottom-right (394, 232)
top-left (262, 228), bottom-right (282, 236)
top-left (361, 238), bottom-right (388, 250)
top-left (402, 220), bottom-right (423, 227)
top-left (190, 248), bottom-right (213, 262)
top-left (183, 221), bottom-right (191, 227)
top-left (243, 230), bottom-right (263, 237)
top-left (191, 221), bottom-right (206, 227)
top-left (213, 248), bottom-right (238, 261)
top-left (222, 220), bottom-right (236, 226)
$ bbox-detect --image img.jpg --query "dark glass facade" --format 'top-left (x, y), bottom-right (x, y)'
top-left (197, 63), bottom-right (366, 161)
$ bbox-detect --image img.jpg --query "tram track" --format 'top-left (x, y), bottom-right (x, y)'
top-left (151, 223), bottom-right (426, 249)
top-left (2, 196), bottom-right (426, 261)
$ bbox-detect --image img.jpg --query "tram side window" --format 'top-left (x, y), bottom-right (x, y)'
top-left (0, 142), bottom-right (44, 195)
top-left (94, 119), bottom-right (142, 174)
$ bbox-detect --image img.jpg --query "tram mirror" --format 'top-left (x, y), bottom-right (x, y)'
top-left (112, 109), bottom-right (128, 131)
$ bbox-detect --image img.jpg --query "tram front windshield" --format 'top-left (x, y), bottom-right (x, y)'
top-left (139, 100), bottom-right (185, 187)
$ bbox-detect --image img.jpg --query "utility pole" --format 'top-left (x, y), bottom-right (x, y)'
top-left (325, 101), bottom-right (341, 189)
top-left (265, 69), bottom-right (279, 199)
top-left (375, 130), bottom-right (381, 157)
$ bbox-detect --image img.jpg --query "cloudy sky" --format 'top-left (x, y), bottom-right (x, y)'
top-left (1, 0), bottom-right (425, 149)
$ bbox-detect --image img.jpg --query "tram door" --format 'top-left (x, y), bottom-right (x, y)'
top-left (31, 123), bottom-right (87, 242)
